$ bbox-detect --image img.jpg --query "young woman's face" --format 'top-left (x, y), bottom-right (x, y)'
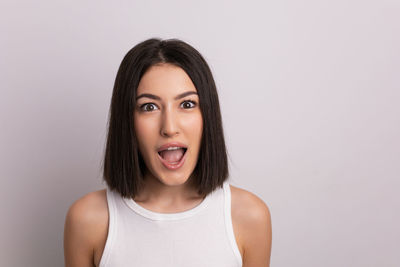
top-left (134, 63), bottom-right (203, 186)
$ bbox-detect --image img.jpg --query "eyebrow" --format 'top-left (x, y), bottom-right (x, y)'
top-left (135, 91), bottom-right (198, 101)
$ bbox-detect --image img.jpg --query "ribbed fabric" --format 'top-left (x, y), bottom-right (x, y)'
top-left (99, 181), bottom-right (243, 267)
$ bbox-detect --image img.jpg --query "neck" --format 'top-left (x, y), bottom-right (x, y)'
top-left (134, 172), bottom-right (203, 206)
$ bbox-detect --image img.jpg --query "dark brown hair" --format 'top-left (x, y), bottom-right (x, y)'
top-left (102, 38), bottom-right (229, 198)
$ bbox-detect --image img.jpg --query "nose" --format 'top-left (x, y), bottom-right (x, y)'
top-left (160, 107), bottom-right (179, 137)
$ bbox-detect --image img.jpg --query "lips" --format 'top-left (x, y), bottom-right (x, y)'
top-left (156, 142), bottom-right (188, 170)
top-left (157, 148), bottom-right (188, 170)
top-left (157, 142), bottom-right (188, 153)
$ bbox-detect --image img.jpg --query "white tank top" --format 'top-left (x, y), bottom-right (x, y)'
top-left (99, 181), bottom-right (243, 267)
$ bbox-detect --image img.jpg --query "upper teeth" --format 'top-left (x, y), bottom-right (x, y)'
top-left (165, 146), bottom-right (182, 151)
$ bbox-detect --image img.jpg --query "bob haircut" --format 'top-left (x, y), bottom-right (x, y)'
top-left (102, 38), bottom-right (229, 198)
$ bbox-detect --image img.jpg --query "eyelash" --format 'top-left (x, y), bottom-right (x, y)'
top-left (139, 100), bottom-right (197, 112)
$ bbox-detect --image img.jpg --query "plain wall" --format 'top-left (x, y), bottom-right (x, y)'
top-left (1, 0), bottom-right (399, 266)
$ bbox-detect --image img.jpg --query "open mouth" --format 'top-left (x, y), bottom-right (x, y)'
top-left (158, 147), bottom-right (187, 164)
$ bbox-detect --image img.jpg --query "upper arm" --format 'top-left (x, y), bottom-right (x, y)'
top-left (64, 191), bottom-right (107, 267)
top-left (239, 191), bottom-right (272, 267)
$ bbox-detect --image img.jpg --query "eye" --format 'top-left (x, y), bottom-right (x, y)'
top-left (181, 100), bottom-right (197, 109)
top-left (140, 103), bottom-right (159, 112)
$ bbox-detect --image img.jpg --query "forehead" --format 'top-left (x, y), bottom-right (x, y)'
top-left (136, 63), bottom-right (197, 96)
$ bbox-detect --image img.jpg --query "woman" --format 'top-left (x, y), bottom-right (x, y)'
top-left (64, 38), bottom-right (272, 267)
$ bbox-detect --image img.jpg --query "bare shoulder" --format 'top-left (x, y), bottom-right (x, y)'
top-left (230, 185), bottom-right (271, 219)
top-left (230, 184), bottom-right (272, 267)
top-left (64, 189), bottom-right (108, 267)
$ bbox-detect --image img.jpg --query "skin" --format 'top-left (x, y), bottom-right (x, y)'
top-left (64, 63), bottom-right (272, 266)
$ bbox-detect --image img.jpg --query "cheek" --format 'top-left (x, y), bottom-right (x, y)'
top-left (183, 113), bottom-right (203, 139)
top-left (134, 117), bottom-right (158, 151)
top-left (134, 114), bottom-right (157, 133)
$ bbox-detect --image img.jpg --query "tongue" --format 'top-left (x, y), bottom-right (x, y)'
top-left (160, 148), bottom-right (185, 163)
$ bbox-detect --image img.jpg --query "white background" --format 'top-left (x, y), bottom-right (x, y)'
top-left (1, 0), bottom-right (399, 266)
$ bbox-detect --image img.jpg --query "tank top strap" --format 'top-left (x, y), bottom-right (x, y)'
top-left (223, 182), bottom-right (243, 265)
top-left (99, 187), bottom-right (118, 267)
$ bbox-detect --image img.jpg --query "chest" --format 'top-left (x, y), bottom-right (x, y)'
top-left (94, 185), bottom-right (245, 266)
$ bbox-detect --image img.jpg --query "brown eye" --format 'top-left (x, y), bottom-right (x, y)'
top-left (140, 103), bottom-right (158, 112)
top-left (181, 100), bottom-right (196, 109)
